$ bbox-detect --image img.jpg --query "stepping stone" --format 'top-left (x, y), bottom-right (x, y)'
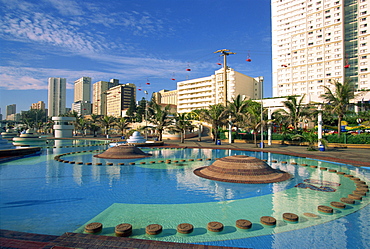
top-left (207, 222), bottom-right (224, 232)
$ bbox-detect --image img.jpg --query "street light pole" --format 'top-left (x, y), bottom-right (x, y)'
top-left (144, 90), bottom-right (148, 140)
top-left (259, 76), bottom-right (264, 148)
top-left (214, 49), bottom-right (236, 144)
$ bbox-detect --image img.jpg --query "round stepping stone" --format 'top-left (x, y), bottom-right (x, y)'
top-left (310, 165), bottom-right (317, 168)
top-left (150, 161), bottom-right (156, 164)
top-left (300, 163), bottom-right (308, 166)
top-left (328, 169), bottom-right (337, 173)
top-left (146, 224), bottom-right (162, 235)
top-left (180, 160), bottom-right (186, 162)
top-left (303, 213), bottom-right (319, 218)
top-left (177, 223), bottom-right (194, 234)
top-left (188, 159), bottom-right (194, 161)
top-left (348, 194), bottom-right (362, 200)
top-left (330, 201), bottom-right (346, 209)
top-left (272, 160), bottom-right (277, 163)
top-left (106, 162), bottom-right (113, 165)
top-left (281, 161), bottom-right (287, 164)
top-left (84, 222), bottom-right (103, 233)
top-left (85, 162), bottom-right (92, 165)
top-left (118, 163), bottom-right (125, 165)
top-left (129, 162), bottom-right (135, 165)
top-left (320, 167), bottom-right (327, 171)
top-left (283, 213), bottom-right (299, 222)
top-left (207, 222), bottom-right (224, 232)
top-left (115, 223), bottom-right (132, 237)
top-left (356, 187), bottom-right (369, 192)
top-left (318, 205), bottom-right (333, 213)
top-left (337, 172), bottom-right (346, 175)
top-left (140, 162), bottom-right (146, 164)
top-left (351, 178), bottom-right (361, 181)
top-left (96, 163), bottom-right (102, 165)
top-left (291, 162), bottom-right (297, 165)
top-left (353, 190), bottom-right (367, 196)
top-left (197, 158), bottom-right (203, 161)
top-left (236, 219), bottom-right (252, 229)
top-left (356, 183), bottom-right (368, 188)
top-left (340, 197), bottom-right (355, 204)
top-left (260, 216), bottom-right (276, 226)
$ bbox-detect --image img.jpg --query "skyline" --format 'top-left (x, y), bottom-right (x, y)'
top-left (0, 0), bottom-right (272, 114)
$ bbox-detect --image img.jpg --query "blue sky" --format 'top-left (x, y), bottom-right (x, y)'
top-left (0, 0), bottom-right (272, 114)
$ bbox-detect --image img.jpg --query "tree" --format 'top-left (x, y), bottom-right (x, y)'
top-left (226, 94), bottom-right (250, 129)
top-left (198, 104), bottom-right (228, 144)
top-left (171, 113), bottom-right (194, 143)
top-left (116, 117), bottom-right (130, 138)
top-left (240, 100), bottom-right (264, 146)
top-left (126, 96), bottom-right (137, 122)
top-left (320, 79), bottom-right (356, 136)
top-left (148, 101), bottom-right (172, 141)
top-left (281, 94), bottom-right (311, 131)
top-left (100, 116), bottom-right (116, 135)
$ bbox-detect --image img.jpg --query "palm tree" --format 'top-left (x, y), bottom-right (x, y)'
top-left (198, 104), bottom-right (228, 144)
top-left (116, 117), bottom-right (130, 138)
top-left (100, 116), bottom-right (116, 136)
top-left (226, 94), bottom-right (250, 129)
top-left (240, 100), bottom-right (264, 146)
top-left (148, 101), bottom-right (172, 141)
top-left (281, 94), bottom-right (311, 131)
top-left (171, 113), bottom-right (194, 143)
top-left (320, 79), bottom-right (356, 136)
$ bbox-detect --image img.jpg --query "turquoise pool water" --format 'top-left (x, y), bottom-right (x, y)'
top-left (0, 140), bottom-right (369, 249)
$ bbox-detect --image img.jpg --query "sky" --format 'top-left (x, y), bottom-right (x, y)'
top-left (0, 0), bottom-right (272, 115)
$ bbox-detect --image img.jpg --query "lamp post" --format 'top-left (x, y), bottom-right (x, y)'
top-left (214, 49), bottom-right (236, 144)
top-left (144, 90), bottom-right (148, 140)
top-left (259, 76), bottom-right (264, 148)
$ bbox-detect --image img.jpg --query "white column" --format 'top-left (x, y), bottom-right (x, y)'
top-left (268, 108), bottom-right (272, 146)
top-left (318, 106), bottom-right (323, 148)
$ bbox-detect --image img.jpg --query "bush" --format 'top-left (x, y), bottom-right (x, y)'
top-left (324, 133), bottom-right (370, 144)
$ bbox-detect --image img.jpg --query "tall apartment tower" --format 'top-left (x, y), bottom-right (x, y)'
top-left (72, 77), bottom-right (92, 116)
top-left (272, 0), bottom-right (370, 102)
top-left (106, 83), bottom-right (136, 117)
top-left (48, 77), bottom-right (66, 117)
top-left (6, 104), bottom-right (16, 117)
top-left (92, 79), bottom-right (120, 115)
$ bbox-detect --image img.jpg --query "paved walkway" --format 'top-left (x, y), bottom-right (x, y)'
top-left (162, 137), bottom-right (370, 167)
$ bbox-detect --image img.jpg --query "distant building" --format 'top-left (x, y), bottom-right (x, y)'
top-left (73, 77), bottom-right (92, 116)
top-left (177, 68), bottom-right (262, 113)
top-left (6, 113), bottom-right (21, 122)
top-left (6, 104), bottom-right (16, 120)
top-left (92, 79), bottom-right (120, 116)
top-left (106, 83), bottom-right (136, 117)
top-left (30, 101), bottom-right (45, 110)
top-left (153, 89), bottom-right (178, 106)
top-left (48, 77), bottom-right (66, 117)
top-left (271, 0), bottom-right (370, 102)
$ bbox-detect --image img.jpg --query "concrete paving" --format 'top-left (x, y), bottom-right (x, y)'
top-left (162, 136), bottom-right (370, 168)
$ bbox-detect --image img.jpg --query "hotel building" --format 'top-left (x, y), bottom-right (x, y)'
top-left (106, 83), bottom-right (136, 117)
top-left (48, 77), bottom-right (66, 117)
top-left (153, 89), bottom-right (178, 105)
top-left (272, 0), bottom-right (370, 103)
top-left (72, 77), bottom-right (92, 116)
top-left (177, 68), bottom-right (263, 113)
top-left (30, 101), bottom-right (45, 110)
top-left (92, 79), bottom-right (120, 116)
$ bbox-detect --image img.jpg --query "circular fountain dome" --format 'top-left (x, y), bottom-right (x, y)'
top-left (94, 145), bottom-right (151, 159)
top-left (193, 155), bottom-right (291, 184)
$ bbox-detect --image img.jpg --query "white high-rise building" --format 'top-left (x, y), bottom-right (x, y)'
top-left (177, 68), bottom-right (262, 113)
top-left (272, 0), bottom-right (370, 103)
top-left (73, 77), bottom-right (92, 116)
top-left (92, 79), bottom-right (120, 115)
top-left (48, 77), bottom-right (66, 117)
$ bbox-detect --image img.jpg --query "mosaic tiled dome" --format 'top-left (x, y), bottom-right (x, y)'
top-left (193, 155), bottom-right (291, 184)
top-left (94, 145), bottom-right (151, 159)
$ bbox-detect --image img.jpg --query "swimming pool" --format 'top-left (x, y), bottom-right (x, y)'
top-left (0, 140), bottom-right (369, 248)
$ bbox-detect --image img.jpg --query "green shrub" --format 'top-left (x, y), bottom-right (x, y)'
top-left (324, 133), bottom-right (370, 144)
